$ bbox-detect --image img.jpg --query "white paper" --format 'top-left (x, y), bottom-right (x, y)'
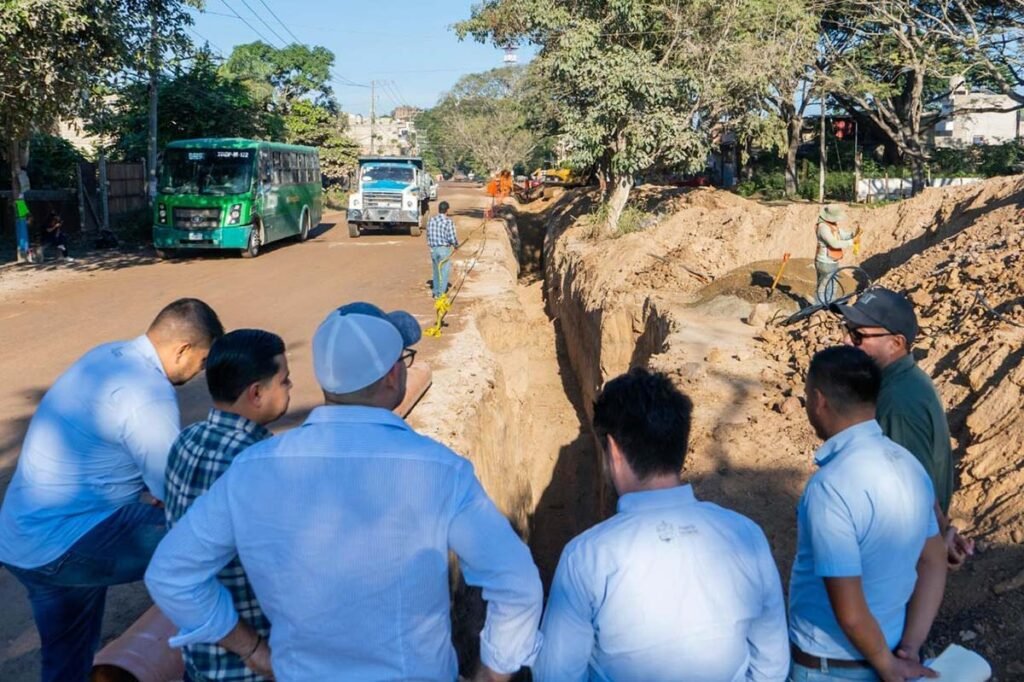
top-left (912, 644), bottom-right (991, 682)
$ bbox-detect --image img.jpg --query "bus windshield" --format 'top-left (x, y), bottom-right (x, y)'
top-left (361, 165), bottom-right (414, 184)
top-left (159, 149), bottom-right (256, 196)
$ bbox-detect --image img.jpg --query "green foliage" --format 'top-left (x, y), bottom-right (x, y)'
top-left (26, 134), bottom-right (86, 189)
top-left (89, 49), bottom-right (277, 161)
top-left (221, 41), bottom-right (335, 114)
top-left (284, 100), bottom-right (359, 182)
top-left (323, 188), bottom-right (349, 211)
top-left (417, 66), bottom-right (544, 177)
top-left (584, 202), bottom-right (654, 239)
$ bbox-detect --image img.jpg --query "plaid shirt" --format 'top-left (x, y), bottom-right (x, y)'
top-left (425, 213), bottom-right (458, 248)
top-left (165, 409), bottom-right (273, 682)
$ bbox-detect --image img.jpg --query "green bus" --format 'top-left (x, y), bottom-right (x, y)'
top-left (153, 138), bottom-right (323, 258)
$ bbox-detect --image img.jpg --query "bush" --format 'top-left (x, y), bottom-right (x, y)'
top-left (26, 134), bottom-right (87, 189)
top-left (324, 188), bottom-right (348, 211)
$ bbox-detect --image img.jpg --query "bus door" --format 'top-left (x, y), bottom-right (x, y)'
top-left (258, 150), bottom-right (285, 240)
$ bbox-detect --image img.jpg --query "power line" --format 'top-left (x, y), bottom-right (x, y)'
top-left (238, 0), bottom-right (290, 47)
top-left (219, 0), bottom-right (275, 45)
top-left (188, 27), bottom-right (225, 57)
top-left (254, 0), bottom-right (302, 44)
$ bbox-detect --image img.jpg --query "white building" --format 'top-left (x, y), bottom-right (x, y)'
top-left (932, 77), bottom-right (1022, 147)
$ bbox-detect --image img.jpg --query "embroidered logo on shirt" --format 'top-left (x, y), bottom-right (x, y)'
top-left (657, 522), bottom-right (699, 542)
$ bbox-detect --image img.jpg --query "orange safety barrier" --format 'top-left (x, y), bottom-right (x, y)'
top-left (90, 365), bottom-right (433, 681)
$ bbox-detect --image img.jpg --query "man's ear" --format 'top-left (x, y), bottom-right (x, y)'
top-left (174, 341), bottom-right (193, 362)
top-left (246, 381), bottom-right (263, 406)
top-left (606, 434), bottom-right (626, 468)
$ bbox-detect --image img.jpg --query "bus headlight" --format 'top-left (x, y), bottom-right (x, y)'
top-left (158, 203), bottom-right (167, 224)
top-left (227, 204), bottom-right (242, 225)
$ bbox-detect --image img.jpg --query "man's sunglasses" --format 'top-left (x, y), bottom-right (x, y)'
top-left (845, 326), bottom-right (896, 346)
top-left (399, 348), bottom-right (417, 368)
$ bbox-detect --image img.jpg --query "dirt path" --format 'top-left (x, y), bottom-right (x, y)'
top-left (0, 184), bottom-right (488, 680)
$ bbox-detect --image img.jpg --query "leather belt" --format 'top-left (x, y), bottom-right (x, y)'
top-left (791, 643), bottom-right (871, 670)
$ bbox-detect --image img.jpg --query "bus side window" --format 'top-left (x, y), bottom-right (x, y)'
top-left (272, 152), bottom-right (282, 185)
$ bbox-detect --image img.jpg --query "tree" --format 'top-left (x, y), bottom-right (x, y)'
top-left (458, 0), bottom-right (795, 232)
top-left (284, 100), bottom-right (359, 183)
top-left (417, 66), bottom-right (544, 177)
top-left (819, 0), bottom-right (1024, 194)
top-left (0, 0), bottom-right (198, 239)
top-left (221, 41), bottom-right (335, 115)
top-left (89, 48), bottom-right (279, 161)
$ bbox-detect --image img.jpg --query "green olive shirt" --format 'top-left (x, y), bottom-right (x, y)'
top-left (876, 354), bottom-right (954, 513)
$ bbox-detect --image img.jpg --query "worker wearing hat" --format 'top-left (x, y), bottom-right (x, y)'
top-left (814, 205), bottom-right (860, 305)
top-left (147, 302), bottom-right (543, 680)
top-left (832, 287), bottom-right (974, 570)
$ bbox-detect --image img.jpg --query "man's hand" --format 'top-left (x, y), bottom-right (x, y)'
top-left (140, 490), bottom-right (164, 509)
top-left (242, 638), bottom-right (273, 678)
top-left (874, 648), bottom-right (938, 681)
top-left (470, 665), bottom-right (513, 682)
top-left (945, 526), bottom-right (975, 570)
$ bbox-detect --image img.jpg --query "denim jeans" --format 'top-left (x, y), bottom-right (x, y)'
top-left (815, 259), bottom-right (841, 306)
top-left (789, 662), bottom-right (880, 681)
top-left (4, 503), bottom-right (166, 682)
top-left (431, 245), bottom-right (454, 298)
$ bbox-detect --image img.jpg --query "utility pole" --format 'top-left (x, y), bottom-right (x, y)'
top-left (147, 4), bottom-right (159, 203)
top-left (370, 80), bottom-right (376, 155)
top-left (818, 92), bottom-right (827, 204)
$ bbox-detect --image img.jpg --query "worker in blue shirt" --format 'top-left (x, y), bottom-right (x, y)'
top-left (0, 298), bottom-right (224, 682)
top-left (789, 346), bottom-right (946, 682)
top-left (146, 301), bottom-right (543, 681)
top-left (534, 367), bottom-right (790, 682)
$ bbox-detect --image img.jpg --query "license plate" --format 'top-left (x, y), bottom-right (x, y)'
top-left (188, 232), bottom-right (204, 241)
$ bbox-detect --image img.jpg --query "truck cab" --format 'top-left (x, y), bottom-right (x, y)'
top-left (347, 156), bottom-right (433, 237)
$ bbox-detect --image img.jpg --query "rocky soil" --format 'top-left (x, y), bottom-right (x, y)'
top-left (535, 175), bottom-right (1024, 677)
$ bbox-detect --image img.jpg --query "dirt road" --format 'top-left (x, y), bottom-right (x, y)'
top-left (0, 184), bottom-right (487, 680)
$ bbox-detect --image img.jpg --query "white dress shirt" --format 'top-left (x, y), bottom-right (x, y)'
top-left (145, 405), bottom-right (543, 681)
top-left (534, 485), bottom-right (789, 682)
top-left (0, 335), bottom-right (180, 569)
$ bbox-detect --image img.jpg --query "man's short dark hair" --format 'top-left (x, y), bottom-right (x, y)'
top-left (592, 367), bottom-right (693, 480)
top-left (206, 329), bottom-right (286, 403)
top-left (150, 298), bottom-right (225, 346)
top-left (438, 201), bottom-right (450, 213)
top-left (807, 346), bottom-right (881, 410)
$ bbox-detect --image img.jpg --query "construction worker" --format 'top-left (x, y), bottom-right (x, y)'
top-left (426, 201), bottom-right (458, 299)
top-left (814, 205), bottom-right (860, 305)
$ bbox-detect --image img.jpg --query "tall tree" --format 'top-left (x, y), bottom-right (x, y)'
top-left (417, 66), bottom-right (544, 177)
top-left (221, 41), bottom-right (335, 115)
top-left (819, 0), bottom-right (1024, 194)
top-left (284, 100), bottom-right (359, 183)
top-left (458, 0), bottom-right (792, 232)
top-left (89, 48), bottom-right (279, 161)
top-left (0, 0), bottom-right (198, 238)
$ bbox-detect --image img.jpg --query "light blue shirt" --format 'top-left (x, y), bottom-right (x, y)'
top-left (534, 485), bottom-right (789, 682)
top-left (145, 405), bottom-right (543, 681)
top-left (789, 420), bottom-right (939, 660)
top-left (0, 335), bottom-right (179, 569)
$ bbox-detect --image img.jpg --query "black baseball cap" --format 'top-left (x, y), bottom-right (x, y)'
top-left (830, 287), bottom-right (918, 345)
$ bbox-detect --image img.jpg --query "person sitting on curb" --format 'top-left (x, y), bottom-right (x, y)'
top-left (147, 302), bottom-right (543, 681)
top-left (42, 212), bottom-right (72, 261)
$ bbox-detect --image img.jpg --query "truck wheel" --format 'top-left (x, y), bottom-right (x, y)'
top-left (241, 227), bottom-right (261, 258)
top-left (410, 223), bottom-right (421, 237)
top-left (348, 222), bottom-right (360, 238)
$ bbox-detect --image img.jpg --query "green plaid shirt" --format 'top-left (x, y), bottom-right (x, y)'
top-left (165, 409), bottom-right (273, 682)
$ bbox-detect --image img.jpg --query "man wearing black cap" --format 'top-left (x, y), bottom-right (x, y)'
top-left (832, 287), bottom-right (974, 569)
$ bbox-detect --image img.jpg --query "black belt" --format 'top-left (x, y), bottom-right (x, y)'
top-left (791, 643), bottom-right (872, 670)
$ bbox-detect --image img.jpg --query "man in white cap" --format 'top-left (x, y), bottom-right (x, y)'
top-left (814, 205), bottom-right (860, 305)
top-left (146, 302), bottom-right (543, 681)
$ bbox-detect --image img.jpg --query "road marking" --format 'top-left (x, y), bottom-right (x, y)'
top-left (328, 240), bottom-right (404, 248)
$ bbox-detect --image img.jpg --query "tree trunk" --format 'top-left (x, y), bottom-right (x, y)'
top-left (604, 173), bottom-right (633, 235)
top-left (909, 155), bottom-right (926, 196)
top-left (784, 114), bottom-right (802, 197)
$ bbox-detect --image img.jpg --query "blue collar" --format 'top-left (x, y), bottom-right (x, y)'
top-left (814, 419), bottom-right (883, 467)
top-left (617, 484), bottom-right (696, 514)
top-left (304, 405), bottom-right (412, 431)
top-left (132, 334), bottom-right (168, 378)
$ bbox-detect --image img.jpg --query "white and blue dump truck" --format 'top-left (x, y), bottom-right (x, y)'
top-left (346, 156), bottom-right (437, 237)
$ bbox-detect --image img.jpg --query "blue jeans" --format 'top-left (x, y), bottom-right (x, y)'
top-left (815, 259), bottom-right (840, 306)
top-left (430, 246), bottom-right (454, 298)
top-left (789, 662), bottom-right (880, 681)
top-left (4, 503), bottom-right (166, 682)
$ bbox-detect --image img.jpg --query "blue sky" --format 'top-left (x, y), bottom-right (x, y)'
top-left (188, 0), bottom-right (533, 115)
